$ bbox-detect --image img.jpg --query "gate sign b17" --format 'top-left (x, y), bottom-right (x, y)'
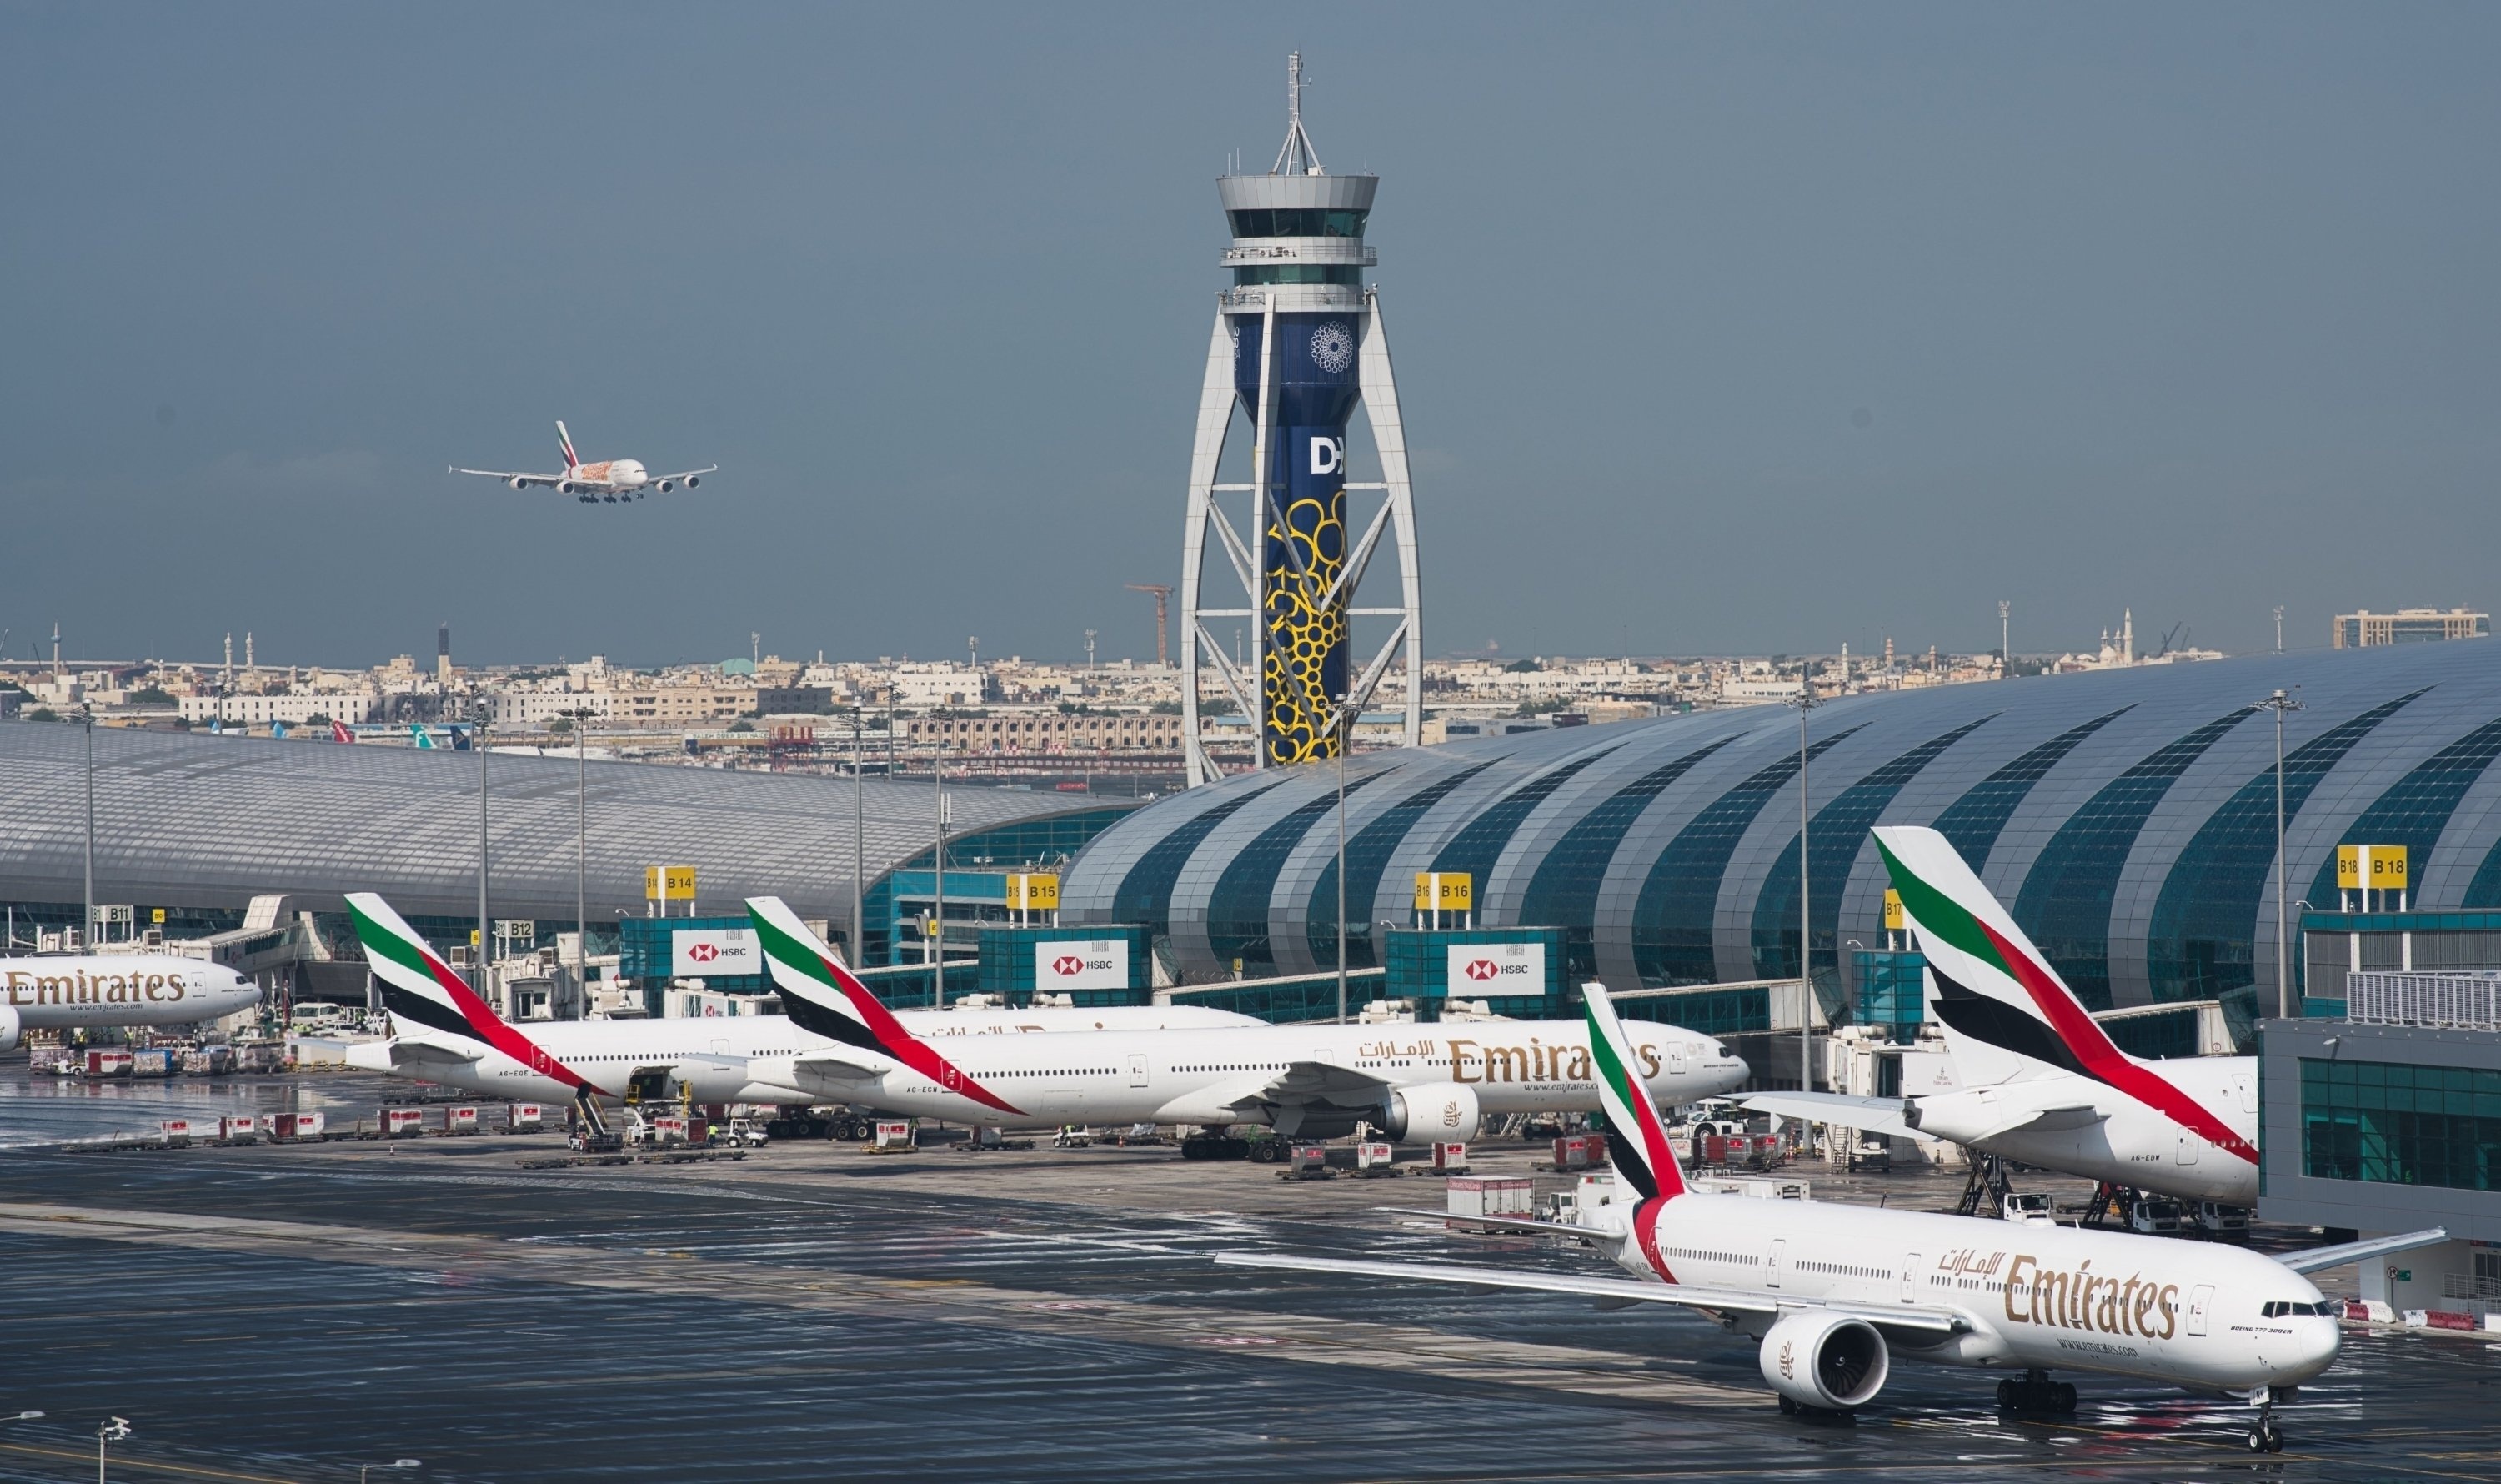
top-left (1036, 940), bottom-right (1128, 991)
top-left (672, 926), bottom-right (759, 977)
top-left (1447, 941), bottom-right (1544, 993)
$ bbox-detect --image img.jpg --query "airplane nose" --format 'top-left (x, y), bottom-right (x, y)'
top-left (2295, 1317), bottom-right (2341, 1378)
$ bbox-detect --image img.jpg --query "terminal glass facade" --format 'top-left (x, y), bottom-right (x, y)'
top-left (2300, 1056), bottom-right (2501, 1191)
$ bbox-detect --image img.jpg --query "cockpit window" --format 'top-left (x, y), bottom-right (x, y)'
top-left (2260, 1300), bottom-right (2333, 1317)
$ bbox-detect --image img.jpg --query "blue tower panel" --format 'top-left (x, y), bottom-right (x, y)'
top-left (1236, 315), bottom-right (1359, 766)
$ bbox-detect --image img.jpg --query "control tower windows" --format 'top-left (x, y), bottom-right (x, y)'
top-left (1227, 208), bottom-right (1370, 238)
top-left (1232, 264), bottom-right (1365, 287)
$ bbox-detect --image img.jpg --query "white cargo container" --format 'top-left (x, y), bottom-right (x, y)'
top-left (1354, 1140), bottom-right (1396, 1171)
top-left (268, 1111), bottom-right (326, 1141)
top-left (158, 1118), bottom-right (198, 1147)
top-left (441, 1105), bottom-right (479, 1136)
top-left (504, 1103), bottom-right (544, 1133)
top-left (382, 1108), bottom-right (424, 1138)
top-left (873, 1120), bottom-right (913, 1150)
top-left (1430, 1141), bottom-right (1469, 1173)
top-left (218, 1115), bottom-right (260, 1144)
top-left (1446, 1175), bottom-right (1533, 1229)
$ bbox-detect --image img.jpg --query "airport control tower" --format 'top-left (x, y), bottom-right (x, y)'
top-left (1179, 54), bottom-right (1422, 785)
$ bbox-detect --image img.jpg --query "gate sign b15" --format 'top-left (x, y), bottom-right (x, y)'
top-left (1036, 939), bottom-right (1128, 991)
top-left (1446, 941), bottom-right (1544, 993)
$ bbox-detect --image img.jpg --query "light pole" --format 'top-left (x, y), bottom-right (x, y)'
top-left (476, 716), bottom-right (489, 993)
top-left (931, 744), bottom-right (947, 1006)
top-left (573, 709), bottom-right (590, 1015)
top-left (83, 714), bottom-right (94, 949)
top-left (358, 1460), bottom-right (422, 1484)
top-left (2258, 688), bottom-right (2304, 1019)
top-left (96, 1417), bottom-right (130, 1483)
top-left (851, 707), bottom-right (865, 968)
top-left (1785, 678), bottom-right (1823, 1096)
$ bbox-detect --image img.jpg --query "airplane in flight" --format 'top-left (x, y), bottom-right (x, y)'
top-left (734, 896), bottom-right (1749, 1147)
top-left (1, 954), bottom-right (260, 1047)
top-left (338, 892), bottom-right (1269, 1102)
top-left (1739, 826), bottom-right (2260, 1210)
top-left (450, 421), bottom-right (715, 504)
top-left (1219, 982), bottom-right (2444, 1453)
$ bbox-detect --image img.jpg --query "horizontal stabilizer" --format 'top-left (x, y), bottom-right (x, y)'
top-left (2278, 1226), bottom-right (2448, 1276)
top-left (1970, 1104), bottom-right (2108, 1144)
top-left (1377, 1207), bottom-right (1606, 1240)
top-left (1740, 1091), bottom-right (1932, 1142)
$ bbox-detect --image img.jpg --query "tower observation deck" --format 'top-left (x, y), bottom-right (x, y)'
top-left (1179, 53), bottom-right (1423, 785)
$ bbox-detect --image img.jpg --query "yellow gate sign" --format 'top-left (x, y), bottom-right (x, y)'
top-left (2336, 845), bottom-right (2408, 893)
top-left (1414, 871), bottom-right (1473, 913)
top-left (645, 865), bottom-right (698, 901)
top-left (1882, 889), bottom-right (1904, 932)
top-left (1005, 873), bottom-right (1060, 911)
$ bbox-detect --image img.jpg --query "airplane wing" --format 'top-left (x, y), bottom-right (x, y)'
top-left (647, 465), bottom-right (718, 487)
top-left (2277, 1226), bottom-right (2448, 1276)
top-left (449, 467), bottom-right (565, 488)
top-left (383, 1038), bottom-right (484, 1071)
top-left (1378, 1207), bottom-right (1606, 1240)
top-left (1740, 1091), bottom-right (1933, 1142)
top-left (1200, 1059), bottom-right (1395, 1117)
top-left (1969, 1104), bottom-right (2108, 1144)
top-left (787, 1048), bottom-right (889, 1080)
top-left (1215, 1251), bottom-right (1967, 1336)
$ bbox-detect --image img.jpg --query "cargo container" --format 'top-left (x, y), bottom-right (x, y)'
top-left (237, 1045), bottom-right (285, 1074)
top-left (83, 1050), bottom-right (133, 1079)
top-left (218, 1115), bottom-right (260, 1143)
top-left (1445, 1176), bottom-right (1533, 1229)
top-left (873, 1120), bottom-right (913, 1151)
top-left (269, 1111), bottom-right (326, 1141)
top-left (158, 1118), bottom-right (198, 1147)
top-left (1551, 1133), bottom-right (1600, 1171)
top-left (440, 1105), bottom-right (479, 1136)
top-left (129, 1048), bottom-right (178, 1079)
top-left (503, 1103), bottom-right (544, 1134)
top-left (1354, 1140), bottom-right (1396, 1171)
top-left (381, 1108), bottom-right (424, 1138)
top-left (1430, 1141), bottom-right (1470, 1173)
top-left (180, 1046), bottom-right (236, 1076)
top-left (648, 1114), bottom-right (688, 1147)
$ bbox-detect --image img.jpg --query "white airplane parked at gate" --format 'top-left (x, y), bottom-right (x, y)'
top-left (339, 893), bottom-right (1265, 1101)
top-left (1740, 827), bottom-right (2262, 1209)
top-left (0, 955), bottom-right (260, 1047)
top-left (1220, 981), bottom-right (2445, 1454)
top-left (450, 420), bottom-right (714, 504)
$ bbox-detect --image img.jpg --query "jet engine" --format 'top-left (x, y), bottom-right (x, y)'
top-left (557, 480), bottom-right (577, 495)
top-left (1379, 1082), bottom-right (1481, 1142)
top-left (507, 476), bottom-right (529, 491)
top-left (0, 1002), bottom-right (19, 1053)
top-left (1757, 1311), bottom-right (1889, 1412)
top-left (683, 474), bottom-right (701, 489)
top-left (654, 479), bottom-right (674, 494)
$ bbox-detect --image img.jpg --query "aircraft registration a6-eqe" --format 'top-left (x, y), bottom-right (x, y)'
top-left (1741, 826), bottom-right (2263, 1208)
top-left (450, 420), bottom-right (714, 504)
top-left (1218, 984), bottom-right (2445, 1454)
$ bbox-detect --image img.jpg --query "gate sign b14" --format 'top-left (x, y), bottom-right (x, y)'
top-left (1446, 941), bottom-right (1544, 993)
top-left (1036, 939), bottom-right (1128, 991)
top-left (671, 927), bottom-right (759, 977)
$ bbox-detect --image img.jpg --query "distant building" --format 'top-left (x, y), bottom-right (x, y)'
top-left (2334, 608), bottom-right (2490, 648)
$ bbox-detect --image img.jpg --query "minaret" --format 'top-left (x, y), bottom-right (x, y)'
top-left (244, 631), bottom-right (254, 669)
top-left (223, 632), bottom-right (233, 690)
top-left (2123, 609), bottom-right (2135, 665)
top-left (1178, 53), bottom-right (1423, 784)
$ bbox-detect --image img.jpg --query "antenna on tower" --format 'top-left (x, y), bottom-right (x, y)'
top-left (1271, 51), bottom-right (1324, 175)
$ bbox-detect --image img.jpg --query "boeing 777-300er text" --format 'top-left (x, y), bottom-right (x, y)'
top-left (734, 896), bottom-right (1749, 1148)
top-left (0, 955), bottom-right (259, 1046)
top-left (339, 893), bottom-right (1266, 1102)
top-left (1739, 826), bottom-right (2262, 1208)
top-left (1219, 983), bottom-right (2444, 1453)
top-left (450, 420), bottom-right (715, 504)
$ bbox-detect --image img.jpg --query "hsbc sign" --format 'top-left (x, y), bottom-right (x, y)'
top-left (1446, 941), bottom-right (1545, 995)
top-left (671, 927), bottom-right (759, 977)
top-left (1036, 939), bottom-right (1129, 992)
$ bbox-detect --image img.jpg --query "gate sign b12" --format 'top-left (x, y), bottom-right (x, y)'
top-left (1036, 940), bottom-right (1129, 991)
top-left (1446, 941), bottom-right (1544, 993)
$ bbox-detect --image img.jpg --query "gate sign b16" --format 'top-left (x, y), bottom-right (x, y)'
top-left (1446, 941), bottom-right (1544, 993)
top-left (671, 926), bottom-right (759, 977)
top-left (1036, 940), bottom-right (1129, 991)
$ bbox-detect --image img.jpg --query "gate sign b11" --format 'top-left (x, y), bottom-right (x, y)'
top-left (1036, 939), bottom-right (1129, 991)
top-left (672, 926), bottom-right (759, 976)
top-left (1447, 941), bottom-right (1544, 993)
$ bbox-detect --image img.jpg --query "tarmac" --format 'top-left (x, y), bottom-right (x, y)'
top-left (1, 1070), bottom-right (2496, 1483)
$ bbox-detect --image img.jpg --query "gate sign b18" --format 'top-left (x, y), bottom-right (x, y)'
top-left (1036, 940), bottom-right (1129, 991)
top-left (1446, 941), bottom-right (1544, 993)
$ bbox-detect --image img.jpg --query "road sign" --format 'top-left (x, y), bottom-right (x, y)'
top-left (644, 865), bottom-right (698, 902)
top-left (1414, 872), bottom-right (1472, 913)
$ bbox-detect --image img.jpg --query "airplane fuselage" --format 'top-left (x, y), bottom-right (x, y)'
top-left (1593, 1190), bottom-right (2337, 1391)
top-left (0, 955), bottom-right (259, 1043)
top-left (1912, 1057), bottom-right (2260, 1206)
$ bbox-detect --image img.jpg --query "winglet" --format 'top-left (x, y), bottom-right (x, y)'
top-left (343, 892), bottom-right (597, 1094)
top-left (744, 895), bottom-right (1022, 1117)
top-left (1583, 985), bottom-right (1686, 1201)
top-left (556, 419), bottom-right (579, 472)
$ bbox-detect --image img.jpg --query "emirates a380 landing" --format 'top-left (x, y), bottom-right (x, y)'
top-left (451, 420), bottom-right (715, 504)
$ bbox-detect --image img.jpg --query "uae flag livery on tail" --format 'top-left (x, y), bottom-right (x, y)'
top-left (344, 893), bottom-right (599, 1095)
top-left (1870, 825), bottom-right (2255, 1164)
top-left (744, 895), bottom-right (1024, 1116)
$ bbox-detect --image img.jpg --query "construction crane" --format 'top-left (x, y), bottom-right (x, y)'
top-left (1126, 584), bottom-right (1175, 669)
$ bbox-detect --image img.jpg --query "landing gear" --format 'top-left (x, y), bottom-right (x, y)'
top-left (826, 1116), bottom-right (870, 1142)
top-left (2245, 1390), bottom-right (2286, 1452)
top-left (1996, 1370), bottom-right (2077, 1414)
top-left (1954, 1155), bottom-right (2019, 1218)
top-left (2082, 1181), bottom-right (2131, 1229)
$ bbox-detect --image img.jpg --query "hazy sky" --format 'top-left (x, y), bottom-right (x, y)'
top-left (5, 5), bottom-right (2496, 669)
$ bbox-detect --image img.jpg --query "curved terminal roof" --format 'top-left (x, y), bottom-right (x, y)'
top-left (1064, 641), bottom-right (2501, 1010)
top-left (0, 722), bottom-right (1115, 930)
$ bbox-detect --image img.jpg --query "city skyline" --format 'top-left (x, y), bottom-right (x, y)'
top-left (5, 8), bottom-right (2497, 667)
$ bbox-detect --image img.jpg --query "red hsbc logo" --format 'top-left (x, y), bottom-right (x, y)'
top-left (1051, 955), bottom-right (1085, 976)
top-left (688, 943), bottom-right (720, 964)
top-left (1465, 959), bottom-right (1498, 981)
